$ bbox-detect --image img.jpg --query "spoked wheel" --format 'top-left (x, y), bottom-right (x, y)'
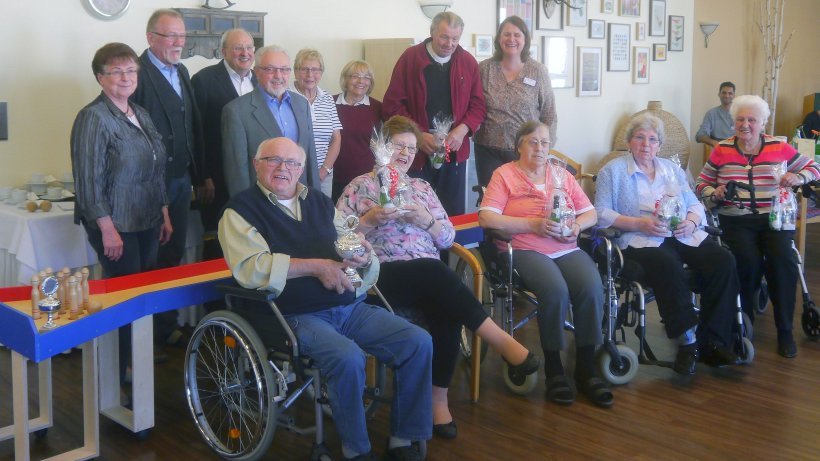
top-left (735, 337), bottom-right (755, 364)
top-left (801, 302), bottom-right (820, 339)
top-left (305, 362), bottom-right (384, 420)
top-left (501, 361), bottom-right (538, 395)
top-left (596, 344), bottom-right (639, 385)
top-left (454, 256), bottom-right (492, 364)
top-left (185, 311), bottom-right (277, 461)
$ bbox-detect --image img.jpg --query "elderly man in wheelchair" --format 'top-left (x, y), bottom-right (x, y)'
top-left (214, 137), bottom-right (432, 461)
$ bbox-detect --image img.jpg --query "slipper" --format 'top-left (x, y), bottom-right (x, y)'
top-left (546, 375), bottom-right (575, 405)
top-left (578, 377), bottom-right (614, 408)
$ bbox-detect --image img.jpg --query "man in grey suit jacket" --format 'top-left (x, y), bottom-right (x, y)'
top-left (222, 45), bottom-right (318, 197)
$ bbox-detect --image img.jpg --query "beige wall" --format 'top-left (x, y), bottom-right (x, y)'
top-left (690, 0), bottom-right (820, 174)
top-left (0, 0), bottom-right (697, 187)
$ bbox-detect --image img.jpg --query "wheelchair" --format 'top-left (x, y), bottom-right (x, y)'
top-left (183, 283), bottom-right (414, 461)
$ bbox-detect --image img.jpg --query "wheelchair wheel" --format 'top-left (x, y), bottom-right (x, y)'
top-left (736, 337), bottom-right (755, 364)
top-left (801, 303), bottom-right (820, 338)
top-left (454, 257), bottom-right (492, 364)
top-left (501, 361), bottom-right (538, 395)
top-left (741, 312), bottom-right (754, 342)
top-left (596, 344), bottom-right (639, 386)
top-left (185, 311), bottom-right (277, 461)
top-left (305, 362), bottom-right (384, 420)
top-left (755, 282), bottom-right (768, 314)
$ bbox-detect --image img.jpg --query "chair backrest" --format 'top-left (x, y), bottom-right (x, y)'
top-left (549, 149), bottom-right (582, 180)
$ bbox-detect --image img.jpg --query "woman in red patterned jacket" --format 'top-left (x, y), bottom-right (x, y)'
top-left (696, 94), bottom-right (820, 358)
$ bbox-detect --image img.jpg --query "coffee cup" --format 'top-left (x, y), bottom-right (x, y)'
top-left (29, 182), bottom-right (47, 195)
top-left (63, 180), bottom-right (75, 193)
top-left (0, 187), bottom-right (10, 200)
top-left (30, 173), bottom-right (45, 184)
top-left (12, 189), bottom-right (27, 203)
top-left (46, 186), bottom-right (63, 199)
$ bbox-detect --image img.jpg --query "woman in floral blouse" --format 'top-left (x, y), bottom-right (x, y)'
top-left (336, 115), bottom-right (539, 440)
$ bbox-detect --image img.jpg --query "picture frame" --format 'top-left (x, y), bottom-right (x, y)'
top-left (649, 0), bottom-right (666, 36)
top-left (588, 19), bottom-right (605, 39)
top-left (619, 0), bottom-right (640, 16)
top-left (633, 46), bottom-right (650, 83)
top-left (668, 15), bottom-right (684, 51)
top-left (536, 0), bottom-right (563, 31)
top-left (653, 43), bottom-right (667, 61)
top-left (543, 35), bottom-right (574, 88)
top-left (606, 22), bottom-right (630, 71)
top-left (530, 41), bottom-right (541, 63)
top-left (636, 22), bottom-right (646, 40)
top-left (474, 34), bottom-right (493, 57)
top-left (567, 0), bottom-right (587, 27)
top-left (601, 0), bottom-right (614, 14)
top-left (577, 46), bottom-right (602, 97)
top-left (497, 0), bottom-right (535, 32)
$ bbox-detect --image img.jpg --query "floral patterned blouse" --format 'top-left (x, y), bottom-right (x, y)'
top-left (336, 173), bottom-right (455, 262)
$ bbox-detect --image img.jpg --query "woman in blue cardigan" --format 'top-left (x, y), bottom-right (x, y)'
top-left (594, 113), bottom-right (740, 376)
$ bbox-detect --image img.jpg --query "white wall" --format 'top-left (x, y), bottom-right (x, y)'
top-left (0, 0), bottom-right (694, 187)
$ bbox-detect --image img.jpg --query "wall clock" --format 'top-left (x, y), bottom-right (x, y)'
top-left (85, 0), bottom-right (132, 19)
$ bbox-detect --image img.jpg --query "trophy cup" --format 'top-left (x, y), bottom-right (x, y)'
top-left (334, 215), bottom-right (367, 287)
top-left (38, 275), bottom-right (62, 330)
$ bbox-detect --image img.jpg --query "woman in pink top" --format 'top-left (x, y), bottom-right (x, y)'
top-left (479, 121), bottom-right (611, 408)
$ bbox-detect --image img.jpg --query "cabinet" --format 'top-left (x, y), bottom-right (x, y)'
top-left (363, 38), bottom-right (416, 101)
top-left (174, 8), bottom-right (266, 60)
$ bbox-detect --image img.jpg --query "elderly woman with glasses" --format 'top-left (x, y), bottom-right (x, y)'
top-left (595, 113), bottom-right (741, 376)
top-left (696, 95), bottom-right (820, 358)
top-left (337, 115), bottom-right (539, 439)
top-left (292, 48), bottom-right (342, 198)
top-left (332, 60), bottom-right (383, 202)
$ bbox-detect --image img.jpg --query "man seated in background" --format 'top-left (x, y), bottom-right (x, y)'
top-left (696, 81), bottom-right (736, 148)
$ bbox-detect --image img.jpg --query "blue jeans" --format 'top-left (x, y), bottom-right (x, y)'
top-left (286, 297), bottom-right (432, 454)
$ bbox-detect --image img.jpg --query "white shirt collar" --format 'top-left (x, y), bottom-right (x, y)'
top-left (426, 42), bottom-right (452, 64)
top-left (336, 93), bottom-right (371, 106)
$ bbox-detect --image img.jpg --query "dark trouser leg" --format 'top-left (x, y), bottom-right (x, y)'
top-left (621, 240), bottom-right (700, 339)
top-left (672, 238), bottom-right (738, 348)
top-left (410, 160), bottom-right (466, 216)
top-left (761, 229), bottom-right (799, 332)
top-left (719, 214), bottom-right (767, 323)
top-left (473, 144), bottom-right (517, 187)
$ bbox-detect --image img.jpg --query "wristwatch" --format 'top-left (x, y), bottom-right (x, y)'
top-left (321, 165), bottom-right (334, 174)
top-left (424, 216), bottom-right (436, 231)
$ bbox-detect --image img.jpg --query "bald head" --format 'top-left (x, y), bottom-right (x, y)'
top-left (221, 29), bottom-right (255, 76)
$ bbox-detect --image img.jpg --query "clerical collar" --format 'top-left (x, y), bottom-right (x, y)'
top-left (426, 42), bottom-right (452, 64)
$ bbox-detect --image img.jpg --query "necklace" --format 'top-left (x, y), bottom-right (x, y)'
top-left (123, 105), bottom-right (133, 118)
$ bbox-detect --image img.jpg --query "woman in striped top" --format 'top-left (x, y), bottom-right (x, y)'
top-left (696, 94), bottom-right (820, 358)
top-left (293, 48), bottom-right (342, 198)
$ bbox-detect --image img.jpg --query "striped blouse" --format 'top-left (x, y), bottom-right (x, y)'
top-left (696, 135), bottom-right (820, 215)
top-left (295, 87), bottom-right (342, 166)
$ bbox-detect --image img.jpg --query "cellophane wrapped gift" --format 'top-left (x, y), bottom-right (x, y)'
top-left (655, 165), bottom-right (684, 234)
top-left (546, 157), bottom-right (575, 236)
top-left (770, 161), bottom-right (796, 230)
top-left (429, 113), bottom-right (453, 169)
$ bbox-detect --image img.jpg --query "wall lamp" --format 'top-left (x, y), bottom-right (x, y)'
top-left (699, 22), bottom-right (719, 48)
top-left (419, 0), bottom-right (454, 19)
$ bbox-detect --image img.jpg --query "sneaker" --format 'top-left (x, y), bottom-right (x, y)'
top-left (504, 351), bottom-right (541, 386)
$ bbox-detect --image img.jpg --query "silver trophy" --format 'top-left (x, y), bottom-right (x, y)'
top-left (38, 276), bottom-right (61, 330)
top-left (334, 215), bottom-right (366, 287)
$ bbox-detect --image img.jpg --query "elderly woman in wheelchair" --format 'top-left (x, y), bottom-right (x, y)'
top-left (477, 120), bottom-right (614, 408)
top-left (696, 94), bottom-right (820, 358)
top-left (595, 113), bottom-right (741, 376)
top-left (337, 115), bottom-right (540, 439)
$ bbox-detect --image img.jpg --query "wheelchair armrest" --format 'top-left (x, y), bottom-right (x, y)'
top-left (485, 227), bottom-right (513, 242)
top-left (702, 225), bottom-right (722, 236)
top-left (217, 283), bottom-right (278, 303)
top-left (592, 226), bottom-right (622, 239)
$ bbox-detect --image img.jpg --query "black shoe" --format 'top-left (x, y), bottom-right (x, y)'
top-left (433, 420), bottom-right (457, 439)
top-left (545, 375), bottom-right (575, 405)
top-left (577, 377), bottom-right (614, 408)
top-left (700, 343), bottom-right (740, 367)
top-left (344, 451), bottom-right (377, 461)
top-left (384, 444), bottom-right (422, 461)
top-left (505, 351), bottom-right (541, 386)
top-left (777, 334), bottom-right (797, 358)
top-left (673, 344), bottom-right (698, 375)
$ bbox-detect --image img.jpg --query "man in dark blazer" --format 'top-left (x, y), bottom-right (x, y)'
top-left (222, 45), bottom-right (318, 197)
top-left (192, 28), bottom-right (256, 232)
top-left (131, 8), bottom-right (209, 352)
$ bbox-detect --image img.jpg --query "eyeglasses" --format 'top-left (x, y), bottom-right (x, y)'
top-left (231, 45), bottom-right (255, 53)
top-left (392, 143), bottom-right (418, 154)
top-left (297, 67), bottom-right (323, 74)
top-left (257, 66), bottom-right (292, 75)
top-left (150, 31), bottom-right (187, 41)
top-left (102, 69), bottom-right (138, 78)
top-left (258, 156), bottom-right (302, 169)
top-left (348, 74), bottom-right (372, 82)
top-left (526, 139), bottom-right (551, 149)
top-left (633, 135), bottom-right (660, 145)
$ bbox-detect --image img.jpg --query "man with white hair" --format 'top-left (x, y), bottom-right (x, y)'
top-left (222, 46), bottom-right (318, 197)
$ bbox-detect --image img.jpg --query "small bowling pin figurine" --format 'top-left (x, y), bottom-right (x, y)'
top-left (67, 276), bottom-right (80, 320)
top-left (31, 275), bottom-right (42, 320)
top-left (80, 268), bottom-right (90, 312)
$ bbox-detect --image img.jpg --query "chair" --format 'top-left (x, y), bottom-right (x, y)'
top-left (795, 185), bottom-right (820, 258)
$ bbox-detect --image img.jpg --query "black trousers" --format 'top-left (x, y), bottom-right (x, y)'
top-left (622, 238), bottom-right (737, 347)
top-left (473, 144), bottom-right (517, 188)
top-left (376, 258), bottom-right (488, 388)
top-left (409, 160), bottom-right (467, 216)
top-left (719, 213), bottom-right (798, 332)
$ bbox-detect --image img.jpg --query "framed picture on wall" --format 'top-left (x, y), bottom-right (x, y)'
top-left (636, 22), bottom-right (646, 40)
top-left (543, 35), bottom-right (574, 88)
top-left (607, 22), bottom-right (630, 71)
top-left (633, 46), bottom-right (650, 83)
top-left (668, 15), bottom-right (684, 51)
top-left (497, 0), bottom-right (535, 31)
top-left (619, 0), bottom-right (640, 16)
top-left (536, 0), bottom-right (563, 31)
top-left (649, 0), bottom-right (666, 36)
top-left (653, 43), bottom-right (667, 61)
top-left (589, 19), bottom-right (605, 39)
top-left (474, 34), bottom-right (493, 57)
top-left (577, 46), bottom-right (602, 97)
top-left (567, 0), bottom-right (587, 27)
top-left (601, 0), bottom-right (615, 14)
top-left (530, 41), bottom-right (541, 63)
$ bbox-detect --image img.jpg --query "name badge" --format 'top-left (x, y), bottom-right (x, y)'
top-left (522, 77), bottom-right (536, 86)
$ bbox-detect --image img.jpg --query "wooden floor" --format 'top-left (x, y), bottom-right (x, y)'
top-left (2, 231), bottom-right (820, 461)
